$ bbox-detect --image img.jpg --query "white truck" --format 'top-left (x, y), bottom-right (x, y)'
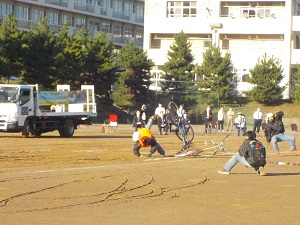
top-left (0, 84), bottom-right (97, 137)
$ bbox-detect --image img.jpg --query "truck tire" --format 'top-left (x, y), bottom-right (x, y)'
top-left (33, 130), bottom-right (42, 137)
top-left (22, 120), bottom-right (32, 138)
top-left (63, 119), bottom-right (75, 137)
top-left (59, 128), bottom-right (65, 137)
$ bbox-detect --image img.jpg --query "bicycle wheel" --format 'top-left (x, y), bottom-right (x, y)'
top-left (175, 123), bottom-right (194, 143)
top-left (167, 101), bottom-right (179, 125)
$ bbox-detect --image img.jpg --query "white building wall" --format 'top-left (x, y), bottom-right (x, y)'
top-left (144, 0), bottom-right (300, 99)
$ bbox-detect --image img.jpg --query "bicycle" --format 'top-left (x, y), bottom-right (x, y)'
top-left (167, 101), bottom-right (194, 154)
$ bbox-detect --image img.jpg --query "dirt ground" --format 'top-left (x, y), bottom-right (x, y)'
top-left (0, 124), bottom-right (300, 225)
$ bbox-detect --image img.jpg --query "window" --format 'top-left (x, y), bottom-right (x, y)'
top-left (48, 12), bottom-right (59, 25)
top-left (16, 6), bottom-right (29, 20)
top-left (242, 8), bottom-right (272, 18)
top-left (136, 5), bottom-right (144, 17)
top-left (32, 10), bottom-right (44, 24)
top-left (150, 34), bottom-right (161, 49)
top-left (241, 74), bottom-right (250, 82)
top-left (113, 0), bottom-right (123, 12)
top-left (124, 26), bottom-right (133, 37)
top-left (75, 17), bottom-right (86, 28)
top-left (112, 24), bottom-right (122, 37)
top-left (0, 3), bottom-right (13, 16)
top-left (100, 22), bottom-right (111, 33)
top-left (166, 1), bottom-right (197, 18)
top-left (204, 40), bottom-right (211, 48)
top-left (62, 15), bottom-right (72, 25)
top-left (124, 3), bottom-right (133, 14)
top-left (135, 28), bottom-right (143, 39)
top-left (99, 0), bottom-right (111, 8)
top-left (242, 9), bottom-right (255, 18)
top-left (20, 89), bottom-right (31, 106)
top-left (222, 39), bottom-right (229, 49)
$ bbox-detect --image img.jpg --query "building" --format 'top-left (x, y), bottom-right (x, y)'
top-left (143, 0), bottom-right (300, 98)
top-left (0, 0), bottom-right (145, 49)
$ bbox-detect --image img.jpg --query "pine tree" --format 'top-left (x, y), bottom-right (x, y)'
top-left (21, 18), bottom-right (56, 89)
top-left (116, 42), bottom-right (154, 103)
top-left (292, 64), bottom-right (300, 104)
top-left (162, 31), bottom-right (195, 106)
top-left (245, 53), bottom-right (285, 104)
top-left (195, 45), bottom-right (233, 102)
top-left (0, 15), bottom-right (23, 83)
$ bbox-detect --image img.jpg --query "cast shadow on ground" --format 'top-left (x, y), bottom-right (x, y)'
top-left (264, 172), bottom-right (300, 176)
top-left (230, 172), bottom-right (300, 176)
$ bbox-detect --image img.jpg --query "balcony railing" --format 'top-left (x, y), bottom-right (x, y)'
top-left (45, 0), bottom-right (68, 7)
top-left (112, 11), bottom-right (130, 20)
top-left (74, 1), bottom-right (95, 13)
top-left (100, 8), bottom-right (107, 16)
top-left (135, 16), bottom-right (144, 23)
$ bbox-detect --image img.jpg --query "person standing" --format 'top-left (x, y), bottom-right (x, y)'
top-left (157, 111), bottom-right (167, 135)
top-left (154, 102), bottom-right (166, 115)
top-left (226, 107), bottom-right (234, 131)
top-left (177, 104), bottom-right (185, 118)
top-left (140, 104), bottom-right (148, 125)
top-left (153, 102), bottom-right (166, 134)
top-left (253, 108), bottom-right (263, 133)
top-left (217, 106), bottom-right (225, 131)
top-left (203, 105), bottom-right (213, 134)
top-left (264, 111), bottom-right (297, 155)
top-left (132, 128), bottom-right (165, 157)
top-left (166, 107), bottom-right (173, 133)
top-left (218, 131), bottom-right (266, 176)
top-left (132, 110), bottom-right (144, 131)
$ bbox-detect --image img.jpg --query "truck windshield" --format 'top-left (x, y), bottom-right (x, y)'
top-left (0, 86), bottom-right (19, 103)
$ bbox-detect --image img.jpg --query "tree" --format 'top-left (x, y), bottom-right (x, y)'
top-left (245, 53), bottom-right (285, 104)
top-left (82, 32), bottom-right (117, 104)
top-left (20, 18), bottom-right (56, 89)
top-left (292, 64), bottom-right (300, 104)
top-left (162, 31), bottom-right (195, 106)
top-left (116, 42), bottom-right (154, 103)
top-left (54, 26), bottom-right (89, 89)
top-left (0, 15), bottom-right (24, 83)
top-left (195, 45), bottom-right (233, 102)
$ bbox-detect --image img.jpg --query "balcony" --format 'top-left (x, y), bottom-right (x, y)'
top-left (112, 11), bottom-right (130, 20)
top-left (135, 15), bottom-right (144, 23)
top-left (45, 0), bottom-right (68, 7)
top-left (74, 1), bottom-right (95, 13)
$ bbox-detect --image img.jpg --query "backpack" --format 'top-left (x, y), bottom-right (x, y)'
top-left (247, 140), bottom-right (266, 167)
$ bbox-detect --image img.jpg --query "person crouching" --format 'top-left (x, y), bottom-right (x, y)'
top-left (132, 128), bottom-right (166, 157)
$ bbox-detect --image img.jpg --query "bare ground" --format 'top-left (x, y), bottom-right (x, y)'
top-left (0, 124), bottom-right (300, 225)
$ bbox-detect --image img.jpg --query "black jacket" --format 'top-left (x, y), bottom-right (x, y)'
top-left (238, 139), bottom-right (252, 158)
top-left (238, 139), bottom-right (266, 167)
top-left (264, 111), bottom-right (285, 142)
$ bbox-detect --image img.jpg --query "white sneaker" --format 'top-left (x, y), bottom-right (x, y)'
top-left (218, 169), bottom-right (230, 175)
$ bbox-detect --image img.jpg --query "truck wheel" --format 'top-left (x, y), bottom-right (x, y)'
top-left (33, 130), bottom-right (42, 137)
top-left (63, 119), bottom-right (75, 137)
top-left (22, 120), bottom-right (32, 138)
top-left (59, 128), bottom-right (65, 137)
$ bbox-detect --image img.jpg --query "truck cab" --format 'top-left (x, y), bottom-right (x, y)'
top-left (0, 85), bottom-right (36, 131)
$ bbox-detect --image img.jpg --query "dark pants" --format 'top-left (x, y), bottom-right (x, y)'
top-left (253, 119), bottom-right (262, 133)
top-left (218, 120), bottom-right (224, 130)
top-left (133, 137), bottom-right (165, 157)
top-left (205, 120), bottom-right (212, 134)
